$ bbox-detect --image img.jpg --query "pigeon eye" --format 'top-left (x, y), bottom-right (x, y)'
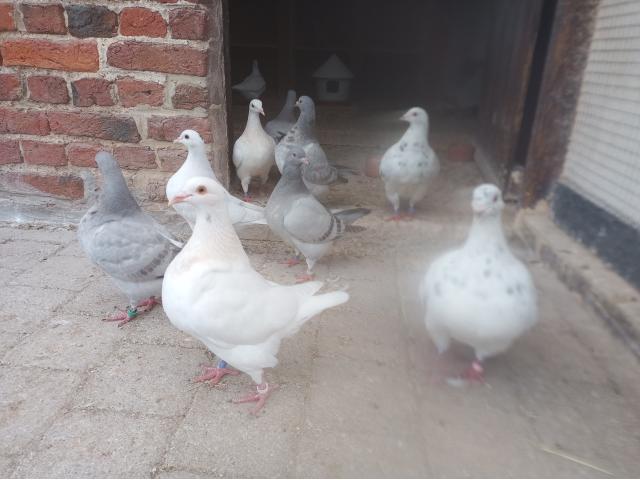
top-left (413, 112), bottom-right (417, 117)
top-left (185, 134), bottom-right (190, 140)
top-left (196, 186), bottom-right (207, 194)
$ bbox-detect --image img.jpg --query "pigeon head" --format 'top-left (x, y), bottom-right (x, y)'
top-left (249, 99), bottom-right (265, 116)
top-left (94, 151), bottom-right (139, 213)
top-left (174, 129), bottom-right (205, 149)
top-left (471, 184), bottom-right (504, 217)
top-left (295, 96), bottom-right (316, 125)
top-left (169, 176), bottom-right (225, 208)
top-left (401, 107), bottom-right (429, 126)
top-left (283, 146), bottom-right (308, 170)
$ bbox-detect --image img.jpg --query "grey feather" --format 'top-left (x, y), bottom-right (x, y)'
top-left (265, 89), bottom-right (297, 143)
top-left (78, 151), bottom-right (181, 305)
top-left (266, 147), bottom-right (369, 274)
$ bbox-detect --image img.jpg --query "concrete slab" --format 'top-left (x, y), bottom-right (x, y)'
top-left (0, 366), bottom-right (80, 455)
top-left (0, 284), bottom-right (75, 334)
top-left (13, 410), bottom-right (174, 478)
top-left (75, 342), bottom-right (205, 417)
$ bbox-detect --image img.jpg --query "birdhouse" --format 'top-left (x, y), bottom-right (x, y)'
top-left (312, 54), bottom-right (354, 103)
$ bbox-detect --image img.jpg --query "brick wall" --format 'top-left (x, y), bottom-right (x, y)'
top-left (0, 0), bottom-right (229, 203)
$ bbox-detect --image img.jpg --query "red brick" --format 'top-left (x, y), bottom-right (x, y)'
top-left (116, 77), bottom-right (164, 107)
top-left (172, 83), bottom-right (208, 110)
top-left (113, 145), bottom-right (157, 170)
top-left (21, 4), bottom-right (66, 34)
top-left (0, 39), bottom-right (99, 72)
top-left (48, 112), bottom-right (140, 143)
top-left (169, 8), bottom-right (208, 40)
top-left (0, 108), bottom-right (49, 135)
top-left (67, 5), bottom-right (117, 38)
top-left (22, 140), bottom-right (67, 166)
top-left (71, 78), bottom-right (114, 107)
top-left (120, 7), bottom-right (167, 38)
top-left (0, 4), bottom-right (16, 31)
top-left (20, 173), bottom-right (84, 200)
top-left (157, 146), bottom-right (186, 172)
top-left (107, 41), bottom-right (208, 76)
top-left (0, 140), bottom-right (22, 164)
top-left (28, 75), bottom-right (69, 104)
top-left (154, 0), bottom-right (178, 3)
top-left (0, 73), bottom-right (21, 101)
top-left (148, 115), bottom-right (211, 143)
top-left (66, 142), bottom-right (109, 167)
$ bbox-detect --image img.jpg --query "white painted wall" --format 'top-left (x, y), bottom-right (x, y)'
top-left (560, 0), bottom-right (640, 229)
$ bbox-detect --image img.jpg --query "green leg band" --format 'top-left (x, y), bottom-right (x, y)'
top-left (126, 307), bottom-right (138, 320)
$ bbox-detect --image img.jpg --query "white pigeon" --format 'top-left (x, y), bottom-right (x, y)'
top-left (275, 95), bottom-right (350, 200)
top-left (265, 89), bottom-right (297, 143)
top-left (379, 107), bottom-right (439, 220)
top-left (78, 151), bottom-right (182, 326)
top-left (231, 59), bottom-right (266, 100)
top-left (419, 184), bottom-right (537, 382)
top-left (167, 129), bottom-right (266, 229)
top-left (232, 99), bottom-right (276, 200)
top-left (266, 146), bottom-right (370, 282)
top-left (163, 176), bottom-right (349, 414)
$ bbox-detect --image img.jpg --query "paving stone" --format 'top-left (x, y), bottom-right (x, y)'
top-left (0, 225), bottom-right (75, 244)
top-left (14, 410), bottom-right (174, 478)
top-left (55, 238), bottom-right (86, 257)
top-left (0, 284), bottom-right (75, 333)
top-left (295, 429), bottom-right (430, 478)
top-left (0, 366), bottom-right (80, 455)
top-left (76, 343), bottom-right (204, 416)
top-left (166, 382), bottom-right (306, 477)
top-left (121, 307), bottom-right (206, 350)
top-left (3, 313), bottom-right (122, 371)
top-left (0, 455), bottom-right (14, 477)
top-left (0, 240), bottom-right (61, 271)
top-left (10, 254), bottom-right (98, 292)
top-left (0, 330), bottom-right (26, 359)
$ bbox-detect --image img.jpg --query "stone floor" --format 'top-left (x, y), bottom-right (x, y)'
top-left (1, 147), bottom-right (640, 478)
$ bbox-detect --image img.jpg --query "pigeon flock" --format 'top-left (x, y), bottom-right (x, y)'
top-left (78, 85), bottom-right (538, 414)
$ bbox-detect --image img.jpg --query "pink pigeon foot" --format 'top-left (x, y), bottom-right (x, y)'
top-left (462, 361), bottom-right (485, 382)
top-left (243, 194), bottom-right (253, 203)
top-left (295, 273), bottom-right (315, 283)
top-left (386, 213), bottom-right (405, 222)
top-left (281, 257), bottom-right (301, 267)
top-left (102, 296), bottom-right (160, 327)
top-left (194, 365), bottom-right (240, 385)
top-left (233, 382), bottom-right (278, 415)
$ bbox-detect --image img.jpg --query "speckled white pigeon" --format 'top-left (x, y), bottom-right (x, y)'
top-left (265, 89), bottom-right (297, 144)
top-left (232, 99), bottom-right (275, 200)
top-left (379, 107), bottom-right (439, 220)
top-left (78, 151), bottom-right (182, 327)
top-left (420, 184), bottom-right (538, 382)
top-left (167, 129), bottom-right (266, 229)
top-left (232, 59), bottom-right (266, 100)
top-left (163, 176), bottom-right (349, 415)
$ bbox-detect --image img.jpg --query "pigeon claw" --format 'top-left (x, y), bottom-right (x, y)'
top-left (101, 296), bottom-right (160, 328)
top-left (295, 273), bottom-right (315, 283)
top-left (462, 361), bottom-right (485, 382)
top-left (233, 383), bottom-right (278, 415)
top-left (386, 214), bottom-right (405, 222)
top-left (242, 194), bottom-right (254, 203)
top-left (193, 366), bottom-right (240, 385)
top-left (282, 257), bottom-right (301, 267)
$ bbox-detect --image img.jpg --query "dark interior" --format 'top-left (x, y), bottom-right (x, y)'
top-left (228, 0), bottom-right (554, 186)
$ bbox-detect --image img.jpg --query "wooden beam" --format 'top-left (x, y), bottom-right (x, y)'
top-left (522, 0), bottom-right (600, 207)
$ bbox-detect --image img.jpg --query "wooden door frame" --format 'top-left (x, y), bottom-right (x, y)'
top-left (521, 0), bottom-right (600, 207)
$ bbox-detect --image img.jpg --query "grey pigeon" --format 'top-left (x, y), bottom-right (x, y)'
top-left (232, 59), bottom-right (266, 100)
top-left (78, 151), bottom-right (181, 326)
top-left (265, 89), bottom-right (297, 144)
top-left (274, 96), bottom-right (352, 200)
top-left (266, 146), bottom-right (370, 281)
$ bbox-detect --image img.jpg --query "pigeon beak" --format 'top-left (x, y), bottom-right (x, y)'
top-left (173, 137), bottom-right (182, 144)
top-left (400, 113), bottom-right (409, 122)
top-left (301, 156), bottom-right (309, 165)
top-left (169, 193), bottom-right (192, 206)
top-left (259, 108), bottom-right (265, 116)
